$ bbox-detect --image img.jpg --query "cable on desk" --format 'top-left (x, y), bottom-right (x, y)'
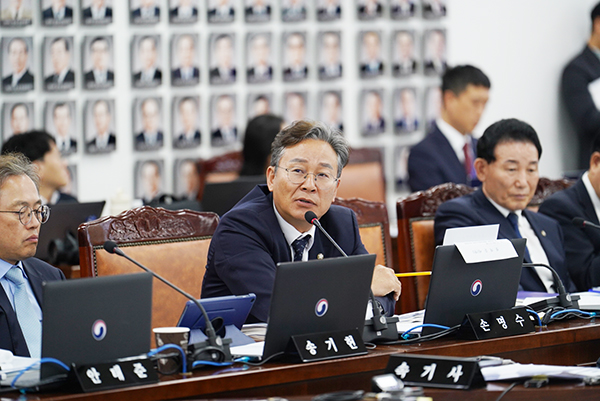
top-left (148, 344), bottom-right (187, 374)
top-left (495, 381), bottom-right (518, 401)
top-left (400, 324), bottom-right (450, 339)
top-left (237, 351), bottom-right (286, 366)
top-left (10, 357), bottom-right (70, 389)
top-left (526, 308), bottom-right (542, 327)
top-left (378, 324), bottom-right (461, 345)
top-left (549, 309), bottom-right (596, 320)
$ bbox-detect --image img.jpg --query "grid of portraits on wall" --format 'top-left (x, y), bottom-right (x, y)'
top-left (0, 0), bottom-right (446, 202)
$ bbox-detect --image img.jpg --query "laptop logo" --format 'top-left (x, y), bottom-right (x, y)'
top-left (470, 280), bottom-right (483, 297)
top-left (315, 298), bottom-right (328, 317)
top-left (92, 319), bottom-right (107, 341)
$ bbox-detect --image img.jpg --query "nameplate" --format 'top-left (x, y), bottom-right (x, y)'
top-left (73, 355), bottom-right (158, 392)
top-left (459, 306), bottom-right (535, 340)
top-left (292, 328), bottom-right (367, 362)
top-left (385, 354), bottom-right (485, 390)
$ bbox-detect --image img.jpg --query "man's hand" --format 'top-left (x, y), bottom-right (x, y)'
top-left (371, 264), bottom-right (401, 301)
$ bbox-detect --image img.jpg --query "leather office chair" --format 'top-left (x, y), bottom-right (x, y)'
top-left (333, 197), bottom-right (393, 268)
top-left (196, 150), bottom-right (243, 200)
top-left (528, 177), bottom-right (575, 211)
top-left (336, 147), bottom-right (386, 203)
top-left (78, 206), bottom-right (219, 343)
top-left (396, 183), bottom-right (475, 313)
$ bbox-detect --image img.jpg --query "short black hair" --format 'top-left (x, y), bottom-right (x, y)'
top-left (592, 2), bottom-right (600, 24)
top-left (477, 118), bottom-right (542, 163)
top-left (2, 130), bottom-right (56, 162)
top-left (240, 114), bottom-right (284, 176)
top-left (51, 37), bottom-right (69, 52)
top-left (592, 134), bottom-right (600, 155)
top-left (441, 65), bottom-right (491, 96)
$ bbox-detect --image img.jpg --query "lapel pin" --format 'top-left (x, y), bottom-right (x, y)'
top-left (541, 230), bottom-right (547, 237)
top-left (317, 253), bottom-right (324, 260)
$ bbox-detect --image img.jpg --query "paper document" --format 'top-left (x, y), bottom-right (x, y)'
top-left (395, 309), bottom-right (424, 334)
top-left (230, 341), bottom-right (265, 358)
top-left (443, 224), bottom-right (498, 246)
top-left (482, 363), bottom-right (600, 382)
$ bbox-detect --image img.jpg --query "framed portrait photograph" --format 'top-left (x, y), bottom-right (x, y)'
top-left (281, 0), bottom-right (306, 22)
top-left (393, 87), bottom-right (420, 134)
top-left (41, 0), bottom-right (74, 26)
top-left (390, 0), bottom-right (415, 19)
top-left (133, 97), bottom-right (164, 152)
top-left (359, 31), bottom-right (384, 79)
top-left (318, 31), bottom-right (342, 81)
top-left (171, 33), bottom-right (200, 87)
top-left (423, 29), bottom-right (447, 76)
top-left (2, 101), bottom-right (33, 140)
top-left (174, 158), bottom-right (201, 201)
top-left (394, 145), bottom-right (411, 191)
top-left (44, 100), bottom-right (77, 155)
top-left (246, 32), bottom-right (273, 84)
top-left (247, 92), bottom-right (273, 119)
top-left (134, 159), bottom-right (166, 204)
top-left (1, 0), bottom-right (33, 27)
top-left (131, 35), bottom-right (163, 88)
top-left (284, 91), bottom-right (307, 125)
top-left (81, 0), bottom-right (113, 25)
top-left (209, 33), bottom-right (236, 85)
top-left (43, 36), bottom-right (75, 92)
top-left (82, 35), bottom-right (115, 90)
top-left (1, 37), bottom-right (34, 94)
top-left (316, 0), bottom-right (341, 21)
top-left (207, 0), bottom-right (234, 23)
top-left (422, 0), bottom-right (446, 19)
top-left (356, 0), bottom-right (382, 20)
top-left (245, 0), bottom-right (270, 23)
top-left (319, 90), bottom-right (343, 132)
top-left (359, 89), bottom-right (386, 137)
top-left (169, 0), bottom-right (198, 24)
top-left (282, 32), bottom-right (308, 82)
top-left (84, 99), bottom-right (116, 154)
top-left (210, 93), bottom-right (237, 147)
top-left (392, 30), bottom-right (417, 77)
top-left (62, 164), bottom-right (78, 198)
top-left (172, 96), bottom-right (201, 149)
top-left (424, 85), bottom-right (442, 130)
top-left (130, 0), bottom-right (160, 24)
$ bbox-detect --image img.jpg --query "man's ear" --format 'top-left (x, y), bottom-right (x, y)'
top-left (266, 165), bottom-right (275, 191)
top-left (473, 158), bottom-right (487, 183)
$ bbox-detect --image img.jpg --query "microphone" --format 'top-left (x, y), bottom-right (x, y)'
top-left (304, 211), bottom-right (398, 342)
top-left (573, 217), bottom-right (600, 230)
top-left (522, 262), bottom-right (575, 310)
top-left (103, 241), bottom-right (232, 367)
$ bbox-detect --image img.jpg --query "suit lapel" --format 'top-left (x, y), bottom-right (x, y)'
top-left (574, 179), bottom-right (599, 224)
top-left (22, 260), bottom-right (44, 306)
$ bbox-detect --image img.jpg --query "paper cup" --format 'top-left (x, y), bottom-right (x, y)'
top-left (153, 327), bottom-right (190, 374)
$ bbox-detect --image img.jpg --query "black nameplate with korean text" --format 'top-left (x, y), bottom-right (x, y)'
top-left (459, 306), bottom-right (535, 340)
top-left (385, 354), bottom-right (485, 390)
top-left (73, 356), bottom-right (158, 392)
top-left (292, 328), bottom-right (367, 362)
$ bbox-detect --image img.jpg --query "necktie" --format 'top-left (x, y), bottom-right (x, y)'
top-left (507, 213), bottom-right (531, 263)
top-left (292, 235), bottom-right (311, 262)
top-left (463, 142), bottom-right (473, 177)
top-left (4, 266), bottom-right (41, 358)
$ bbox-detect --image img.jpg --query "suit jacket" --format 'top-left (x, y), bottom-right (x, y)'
top-left (0, 258), bottom-right (65, 357)
top-left (201, 185), bottom-right (395, 322)
top-left (2, 70), bottom-right (34, 88)
top-left (360, 62), bottom-right (384, 75)
top-left (562, 46), bottom-right (600, 169)
top-left (246, 66), bottom-right (273, 82)
top-left (209, 68), bottom-right (236, 83)
top-left (42, 6), bottom-right (73, 19)
top-left (318, 64), bottom-right (343, 80)
top-left (407, 123), bottom-right (478, 192)
top-left (170, 7), bottom-right (198, 17)
top-left (55, 192), bottom-right (78, 205)
top-left (211, 127), bottom-right (237, 147)
top-left (434, 188), bottom-right (575, 293)
top-left (86, 134), bottom-right (116, 153)
top-left (132, 7), bottom-right (159, 18)
top-left (135, 132), bottom-right (164, 150)
top-left (82, 6), bottom-right (113, 19)
top-left (171, 67), bottom-right (200, 83)
top-left (44, 70), bottom-right (75, 86)
top-left (84, 70), bottom-right (114, 85)
top-left (283, 66), bottom-right (308, 81)
top-left (539, 177), bottom-right (600, 291)
top-left (174, 130), bottom-right (201, 148)
top-left (133, 70), bottom-right (162, 85)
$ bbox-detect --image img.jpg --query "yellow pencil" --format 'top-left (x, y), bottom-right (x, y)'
top-left (395, 271), bottom-right (432, 277)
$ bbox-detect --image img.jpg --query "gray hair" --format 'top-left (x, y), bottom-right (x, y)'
top-left (0, 153), bottom-right (39, 190)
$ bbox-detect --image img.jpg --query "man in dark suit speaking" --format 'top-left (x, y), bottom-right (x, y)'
top-left (202, 120), bottom-right (401, 323)
top-left (539, 136), bottom-right (600, 291)
top-left (0, 153), bottom-right (64, 357)
top-left (435, 118), bottom-right (575, 294)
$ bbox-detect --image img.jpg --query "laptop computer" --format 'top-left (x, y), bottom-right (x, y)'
top-left (35, 201), bottom-right (105, 263)
top-left (421, 238), bottom-right (527, 335)
top-left (202, 176), bottom-right (265, 216)
top-left (41, 273), bottom-right (153, 379)
top-left (231, 254), bottom-right (376, 361)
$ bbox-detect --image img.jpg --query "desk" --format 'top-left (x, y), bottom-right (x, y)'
top-left (4, 319), bottom-right (600, 400)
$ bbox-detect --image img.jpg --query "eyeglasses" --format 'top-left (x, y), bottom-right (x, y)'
top-left (0, 205), bottom-right (50, 226)
top-left (278, 166), bottom-right (338, 190)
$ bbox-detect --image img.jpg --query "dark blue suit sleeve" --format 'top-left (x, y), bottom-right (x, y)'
top-left (408, 144), bottom-right (449, 192)
top-left (434, 198), bottom-right (480, 245)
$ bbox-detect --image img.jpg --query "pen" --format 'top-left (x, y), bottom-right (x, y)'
top-left (395, 271), bottom-right (432, 277)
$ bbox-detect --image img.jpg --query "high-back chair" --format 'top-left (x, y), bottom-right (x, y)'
top-left (336, 147), bottom-right (386, 203)
top-left (196, 150), bottom-right (243, 200)
top-left (78, 206), bottom-right (219, 344)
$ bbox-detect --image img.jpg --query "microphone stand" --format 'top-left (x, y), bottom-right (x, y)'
top-left (103, 241), bottom-right (232, 369)
top-left (522, 262), bottom-right (579, 315)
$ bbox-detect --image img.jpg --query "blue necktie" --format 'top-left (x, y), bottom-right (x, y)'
top-left (292, 235), bottom-right (311, 262)
top-left (4, 266), bottom-right (41, 358)
top-left (507, 212), bottom-right (531, 263)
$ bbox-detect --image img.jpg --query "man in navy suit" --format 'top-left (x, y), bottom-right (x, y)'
top-left (435, 118), bottom-right (575, 293)
top-left (539, 136), bottom-right (600, 291)
top-left (202, 120), bottom-right (401, 323)
top-left (408, 65), bottom-right (490, 192)
top-left (41, 0), bottom-right (73, 22)
top-left (0, 154), bottom-right (65, 357)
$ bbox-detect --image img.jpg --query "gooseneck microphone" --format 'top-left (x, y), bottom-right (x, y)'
top-left (573, 217), bottom-right (600, 230)
top-left (103, 240), bottom-right (231, 366)
top-left (304, 211), bottom-right (398, 342)
top-left (522, 263), bottom-right (573, 309)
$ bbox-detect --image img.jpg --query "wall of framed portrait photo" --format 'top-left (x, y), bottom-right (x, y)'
top-left (0, 0), bottom-right (449, 216)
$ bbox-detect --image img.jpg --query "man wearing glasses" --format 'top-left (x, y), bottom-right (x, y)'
top-left (201, 120), bottom-right (401, 323)
top-left (2, 131), bottom-right (77, 205)
top-left (0, 153), bottom-right (64, 358)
